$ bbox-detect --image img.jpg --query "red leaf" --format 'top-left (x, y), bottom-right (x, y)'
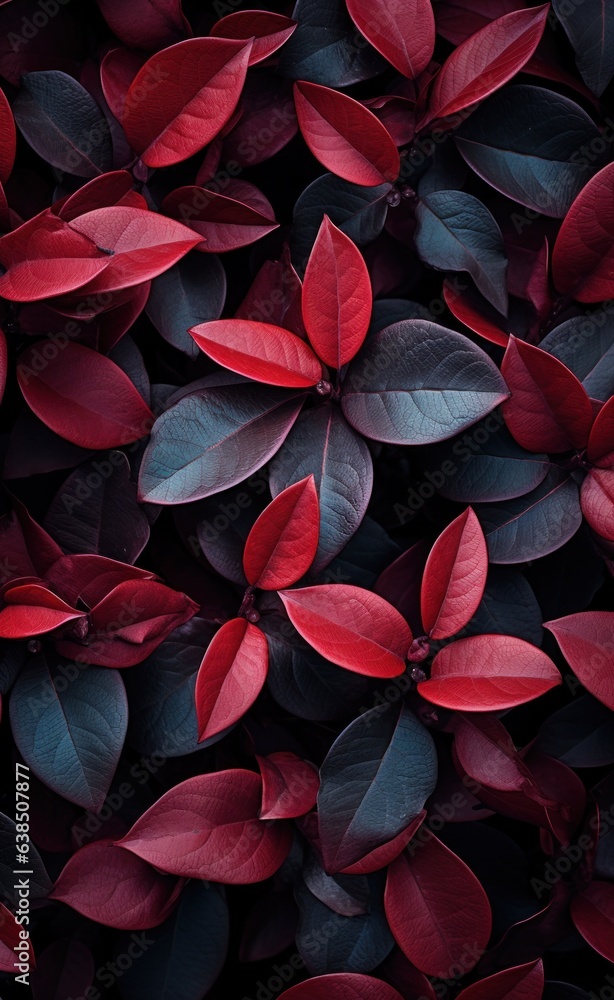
top-left (418, 635), bottom-right (562, 710)
top-left (209, 11), bottom-right (297, 65)
top-left (0, 901), bottom-right (34, 972)
top-left (293, 81), bottom-right (400, 187)
top-left (243, 476), bottom-right (319, 589)
top-left (162, 181), bottom-right (279, 253)
top-left (0, 583), bottom-right (84, 638)
top-left (57, 578), bottom-right (198, 668)
top-left (189, 319), bottom-right (322, 387)
top-left (65, 206), bottom-right (201, 295)
top-left (279, 975), bottom-right (404, 1000)
top-left (545, 612), bottom-right (614, 711)
top-left (421, 508), bottom-right (488, 640)
top-left (385, 835), bottom-right (492, 978)
top-left (451, 714), bottom-right (543, 796)
top-left (95, 0), bottom-right (190, 50)
top-left (456, 960), bottom-right (544, 1000)
top-left (339, 812), bottom-right (426, 875)
top-left (117, 769), bottom-right (292, 882)
top-left (501, 337), bottom-right (593, 452)
top-left (278, 584), bottom-right (412, 677)
top-left (122, 38), bottom-right (253, 168)
top-left (588, 395), bottom-right (614, 465)
top-left (17, 342), bottom-right (153, 449)
top-left (443, 279), bottom-right (509, 348)
top-left (45, 554), bottom-right (156, 608)
top-left (571, 881), bottom-right (614, 961)
top-left (51, 839), bottom-right (183, 930)
top-left (423, 6), bottom-right (549, 126)
top-left (302, 216), bottom-right (372, 369)
top-left (346, 0), bottom-right (434, 78)
top-left (581, 469), bottom-right (614, 541)
top-left (101, 47), bottom-right (146, 121)
top-left (195, 618), bottom-right (268, 741)
top-left (55, 170), bottom-right (137, 222)
top-left (257, 752), bottom-right (319, 820)
top-left (0, 85), bottom-right (16, 184)
top-left (552, 163), bottom-right (614, 302)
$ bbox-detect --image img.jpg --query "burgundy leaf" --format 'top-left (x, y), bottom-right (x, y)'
top-left (421, 507), bottom-right (488, 640)
top-left (257, 751), bottom-right (319, 820)
top-left (189, 319), bottom-right (322, 387)
top-left (95, 0), bottom-right (190, 50)
top-left (501, 337), bottom-right (593, 452)
top-left (385, 835), bottom-right (492, 977)
top-left (57, 578), bottom-right (198, 668)
top-left (293, 81), bottom-right (400, 186)
top-left (51, 839), bottom-right (183, 929)
top-left (545, 612), bottom-right (614, 711)
top-left (423, 6), bottom-right (549, 126)
top-left (162, 181), bottom-right (279, 253)
top-left (17, 342), bottom-right (153, 449)
top-left (122, 38), bottom-right (253, 168)
top-left (209, 11), bottom-right (297, 65)
top-left (117, 770), bottom-right (292, 882)
top-left (100, 47), bottom-right (146, 122)
top-left (339, 813), bottom-right (426, 876)
top-left (456, 960), bottom-right (544, 1000)
top-left (0, 901), bottom-right (34, 972)
top-left (0, 85), bottom-right (15, 184)
top-left (570, 881), bottom-right (614, 961)
top-left (243, 476), bottom-right (319, 589)
top-left (195, 617), bottom-right (268, 741)
top-left (302, 215), bottom-right (371, 369)
top-left (581, 469), bottom-right (614, 541)
top-left (587, 395), bottom-right (614, 466)
top-left (279, 584), bottom-right (412, 677)
top-left (418, 634), bottom-right (562, 710)
top-left (346, 0), bottom-right (434, 79)
top-left (280, 976), bottom-right (404, 1000)
top-left (552, 163), bottom-right (614, 302)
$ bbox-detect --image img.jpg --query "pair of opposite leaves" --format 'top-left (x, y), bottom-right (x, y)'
top-left (194, 474), bottom-right (563, 745)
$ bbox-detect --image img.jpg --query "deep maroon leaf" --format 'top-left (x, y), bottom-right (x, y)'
top-left (96, 0), bottom-right (189, 50)
top-left (456, 960), bottom-right (544, 1000)
top-left (385, 835), bottom-right (492, 978)
top-left (210, 11), bottom-right (297, 64)
top-left (258, 751), bottom-right (319, 820)
top-left (552, 163), bottom-right (614, 302)
top-left (501, 337), bottom-right (593, 453)
top-left (51, 840), bottom-right (182, 929)
top-left (117, 770), bottom-right (292, 882)
top-left (570, 881), bottom-right (614, 961)
top-left (17, 342), bottom-right (153, 449)
top-left (280, 975), bottom-right (404, 999)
